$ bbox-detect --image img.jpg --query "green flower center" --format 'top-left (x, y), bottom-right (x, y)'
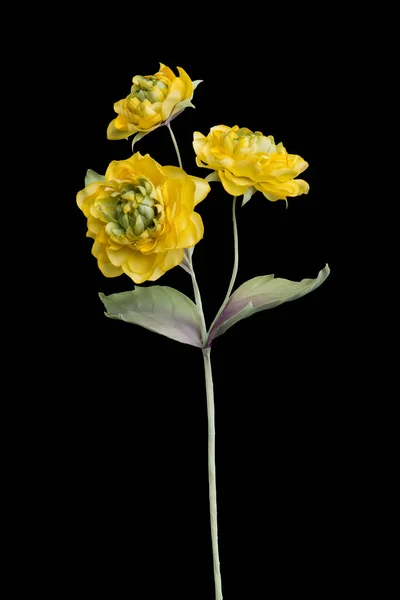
top-left (130, 75), bottom-right (168, 103)
top-left (236, 128), bottom-right (262, 143)
top-left (99, 177), bottom-right (164, 242)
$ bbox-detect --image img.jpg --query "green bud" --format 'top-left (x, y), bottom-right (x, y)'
top-left (119, 213), bottom-right (130, 230)
top-left (122, 190), bottom-right (136, 202)
top-left (138, 204), bottom-right (155, 223)
top-left (133, 214), bottom-right (145, 235)
top-left (125, 225), bottom-right (135, 240)
top-left (138, 178), bottom-right (153, 195)
top-left (106, 222), bottom-right (125, 238)
top-left (141, 195), bottom-right (155, 207)
top-left (147, 218), bottom-right (158, 233)
top-left (133, 75), bottom-right (154, 90)
top-left (147, 87), bottom-right (164, 103)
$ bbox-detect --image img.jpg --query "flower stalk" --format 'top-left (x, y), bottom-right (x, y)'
top-left (202, 347), bottom-right (223, 600)
top-left (187, 252), bottom-right (207, 345)
top-left (169, 126), bottom-right (223, 598)
top-left (167, 122), bottom-right (183, 169)
top-left (208, 196), bottom-right (239, 337)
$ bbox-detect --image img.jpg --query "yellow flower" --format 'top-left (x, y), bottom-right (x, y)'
top-left (193, 125), bottom-right (309, 206)
top-left (77, 153), bottom-right (210, 283)
top-left (107, 63), bottom-right (201, 141)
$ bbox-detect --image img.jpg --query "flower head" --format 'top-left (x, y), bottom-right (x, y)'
top-left (193, 125), bottom-right (309, 205)
top-left (77, 153), bottom-right (210, 283)
top-left (107, 63), bottom-right (201, 141)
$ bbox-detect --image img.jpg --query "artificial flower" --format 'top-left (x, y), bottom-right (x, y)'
top-left (107, 63), bottom-right (201, 141)
top-left (193, 125), bottom-right (309, 205)
top-left (77, 153), bottom-right (210, 283)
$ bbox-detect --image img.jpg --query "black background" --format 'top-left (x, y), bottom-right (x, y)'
top-left (24, 12), bottom-right (362, 598)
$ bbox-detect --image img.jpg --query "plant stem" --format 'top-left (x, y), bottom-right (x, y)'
top-left (167, 124), bottom-right (222, 598)
top-left (166, 122), bottom-right (183, 168)
top-left (189, 261), bottom-right (223, 600)
top-left (188, 254), bottom-right (207, 345)
top-left (202, 347), bottom-right (223, 600)
top-left (208, 196), bottom-right (239, 334)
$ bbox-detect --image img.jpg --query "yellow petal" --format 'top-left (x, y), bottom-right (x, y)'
top-left (174, 176), bottom-right (194, 213)
top-left (161, 79), bottom-right (185, 121)
top-left (148, 249), bottom-right (184, 281)
top-left (87, 217), bottom-right (104, 235)
top-left (137, 115), bottom-right (161, 129)
top-left (176, 66), bottom-right (193, 99)
top-left (113, 99), bottom-right (126, 114)
top-left (173, 204), bottom-right (190, 231)
top-left (158, 63), bottom-right (176, 81)
top-left (190, 176), bottom-right (210, 206)
top-left (219, 170), bottom-right (250, 196)
top-left (121, 252), bottom-right (165, 283)
top-left (129, 153), bottom-right (167, 187)
top-left (114, 114), bottom-right (129, 129)
top-left (288, 155), bottom-right (309, 175)
top-left (256, 185), bottom-right (281, 202)
top-left (98, 261), bottom-right (123, 277)
top-left (107, 118), bottom-right (135, 140)
top-left (177, 212), bottom-right (204, 247)
top-left (96, 227), bottom-right (109, 244)
top-left (127, 250), bottom-right (160, 274)
top-left (91, 240), bottom-right (123, 277)
top-left (291, 179), bottom-right (310, 195)
top-left (164, 222), bottom-right (178, 249)
top-left (106, 246), bottom-right (135, 267)
top-left (195, 156), bottom-right (212, 170)
top-left (189, 212), bottom-right (204, 240)
top-left (221, 169), bottom-right (253, 187)
top-left (77, 182), bottom-right (102, 216)
top-left (161, 165), bottom-right (186, 181)
top-left (193, 131), bottom-right (206, 141)
top-left (105, 158), bottom-right (133, 182)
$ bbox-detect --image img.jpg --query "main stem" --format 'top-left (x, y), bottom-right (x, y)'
top-left (166, 124), bottom-right (223, 598)
top-left (202, 347), bottom-right (223, 600)
top-left (191, 263), bottom-right (223, 600)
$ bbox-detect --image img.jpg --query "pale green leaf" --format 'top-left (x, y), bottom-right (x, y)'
top-left (85, 169), bottom-right (105, 187)
top-left (208, 264), bottom-right (330, 343)
top-left (99, 285), bottom-right (203, 347)
top-left (179, 247), bottom-right (194, 274)
top-left (206, 171), bottom-right (221, 183)
top-left (242, 186), bottom-right (257, 206)
top-left (209, 301), bottom-right (255, 341)
top-left (170, 98), bottom-right (196, 121)
top-left (192, 80), bottom-right (203, 90)
top-left (131, 130), bottom-right (152, 152)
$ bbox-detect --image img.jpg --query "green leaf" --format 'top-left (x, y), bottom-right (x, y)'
top-left (170, 98), bottom-right (196, 121)
top-left (205, 171), bottom-right (221, 183)
top-left (179, 247), bottom-right (194, 274)
top-left (99, 285), bottom-right (203, 347)
top-left (85, 169), bottom-right (105, 187)
top-left (131, 130), bottom-right (153, 152)
top-left (242, 186), bottom-right (257, 206)
top-left (192, 80), bottom-right (203, 90)
top-left (208, 264), bottom-right (330, 343)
